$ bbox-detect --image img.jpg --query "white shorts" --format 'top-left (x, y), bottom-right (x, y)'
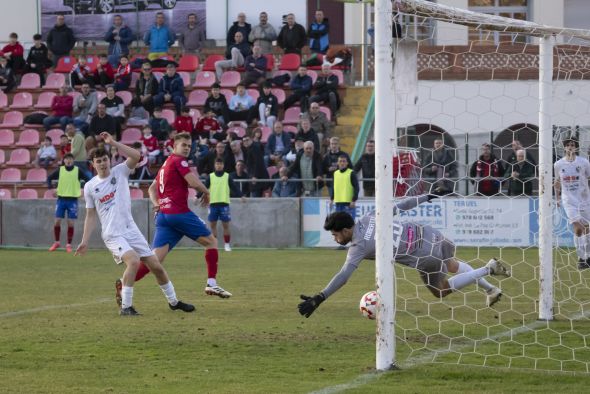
top-left (103, 230), bottom-right (154, 264)
top-left (563, 202), bottom-right (590, 225)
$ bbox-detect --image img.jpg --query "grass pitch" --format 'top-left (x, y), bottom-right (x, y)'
top-left (1, 248), bottom-right (590, 393)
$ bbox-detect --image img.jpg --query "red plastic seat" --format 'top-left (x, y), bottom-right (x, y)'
top-left (271, 88), bottom-right (286, 105)
top-left (68, 91), bottom-right (81, 102)
top-left (193, 71), bottom-right (216, 88)
top-left (54, 56), bottom-right (77, 73)
top-left (0, 149), bottom-right (4, 165)
top-left (283, 125), bottom-right (298, 134)
top-left (260, 126), bottom-right (273, 143)
top-left (0, 92), bottom-right (7, 107)
top-left (18, 73), bottom-right (41, 89)
top-left (177, 54), bottom-right (199, 72)
top-left (85, 56), bottom-right (100, 72)
top-left (121, 128), bottom-right (142, 145)
top-left (43, 189), bottom-right (57, 199)
top-left (271, 70), bottom-right (292, 86)
top-left (332, 69), bottom-right (345, 86)
top-left (35, 92), bottom-right (56, 109)
top-left (227, 126), bottom-right (246, 138)
top-left (0, 168), bottom-right (21, 182)
top-left (46, 128), bottom-right (64, 145)
top-left (10, 92), bottom-right (33, 109)
top-left (0, 129), bottom-right (14, 147)
top-left (16, 129), bottom-right (40, 147)
top-left (115, 90), bottom-right (133, 106)
top-left (307, 70), bottom-right (318, 86)
top-left (26, 168), bottom-right (47, 182)
top-left (187, 90), bottom-right (209, 106)
top-left (278, 53), bottom-right (301, 71)
top-left (0, 188), bottom-right (11, 199)
top-left (307, 54), bottom-right (325, 70)
top-left (96, 91), bottom-right (107, 102)
top-left (282, 107), bottom-right (301, 125)
top-left (130, 188), bottom-right (144, 199)
top-left (220, 71), bottom-right (241, 88)
top-left (264, 54), bottom-right (275, 71)
top-left (247, 88), bottom-right (260, 102)
top-left (1, 111), bottom-right (24, 128)
top-left (219, 89), bottom-right (234, 104)
top-left (43, 73), bottom-right (66, 89)
top-left (178, 71), bottom-right (191, 87)
top-left (17, 188), bottom-right (38, 199)
top-left (319, 106), bottom-right (332, 121)
top-left (267, 166), bottom-right (278, 178)
top-left (7, 148), bottom-right (31, 165)
top-left (153, 71), bottom-right (164, 81)
top-left (203, 55), bottom-right (224, 71)
top-left (161, 109), bottom-right (176, 124)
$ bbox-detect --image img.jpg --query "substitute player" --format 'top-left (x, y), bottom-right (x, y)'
top-left (76, 132), bottom-right (195, 316)
top-left (298, 195), bottom-right (510, 318)
top-left (134, 132), bottom-right (232, 298)
top-left (554, 135), bottom-right (590, 270)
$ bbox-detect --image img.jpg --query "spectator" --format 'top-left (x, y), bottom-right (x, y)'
top-left (505, 149), bottom-right (535, 196)
top-left (189, 134), bottom-right (209, 168)
top-left (135, 61), bottom-right (159, 114)
top-left (154, 63), bottom-right (186, 115)
top-left (0, 56), bottom-right (16, 93)
top-left (36, 137), bottom-right (57, 168)
top-left (143, 12), bottom-right (175, 61)
top-left (323, 136), bottom-right (351, 194)
top-left (104, 14), bottom-right (134, 67)
top-left (179, 13), bottom-right (206, 55)
top-left (273, 166), bottom-right (299, 197)
top-left (506, 139), bottom-right (536, 166)
top-left (225, 139), bottom-right (245, 170)
top-left (229, 83), bottom-right (255, 122)
top-left (309, 64), bottom-right (340, 116)
top-left (93, 54), bottom-right (115, 89)
top-left (305, 102), bottom-right (331, 152)
top-left (277, 13), bottom-right (307, 55)
top-left (241, 45), bottom-right (267, 87)
top-left (226, 12), bottom-right (252, 55)
top-left (308, 10), bottom-right (330, 54)
top-left (88, 103), bottom-right (117, 138)
top-left (44, 85), bottom-right (73, 131)
top-left (128, 97), bottom-right (150, 127)
top-left (249, 12), bottom-right (277, 55)
top-left (265, 121), bottom-right (292, 166)
top-left (174, 106), bottom-right (194, 133)
top-left (140, 125), bottom-right (160, 164)
top-left (285, 135), bottom-right (306, 164)
top-left (284, 65), bottom-right (312, 112)
top-left (242, 135), bottom-right (270, 197)
top-left (110, 145), bottom-right (126, 166)
top-left (59, 134), bottom-right (71, 158)
top-left (422, 138), bottom-right (457, 195)
top-left (215, 31), bottom-right (251, 80)
top-left (46, 14), bottom-right (76, 67)
top-left (25, 34), bottom-right (52, 85)
top-left (204, 83), bottom-right (230, 127)
top-left (66, 123), bottom-right (91, 179)
top-left (149, 107), bottom-right (172, 141)
top-left (202, 142), bottom-right (229, 174)
top-left (101, 85), bottom-right (125, 138)
top-left (73, 83), bottom-right (98, 134)
top-left (353, 140), bottom-right (376, 197)
top-left (469, 143), bottom-right (505, 196)
top-left (330, 155), bottom-right (359, 220)
top-left (296, 118), bottom-right (321, 152)
top-left (230, 160), bottom-right (251, 197)
top-left (1, 32), bottom-right (25, 73)
top-left (163, 129), bottom-right (176, 158)
top-left (70, 55), bottom-right (93, 87)
top-left (129, 141), bottom-right (152, 184)
top-left (194, 108), bottom-right (221, 141)
top-left (253, 82), bottom-right (278, 129)
top-left (113, 55), bottom-right (131, 91)
top-left (286, 141), bottom-right (324, 196)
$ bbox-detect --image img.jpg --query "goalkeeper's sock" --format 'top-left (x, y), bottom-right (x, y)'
top-left (121, 286), bottom-right (133, 309)
top-left (574, 235), bottom-right (586, 260)
top-left (160, 281), bottom-right (178, 306)
top-left (456, 261), bottom-right (494, 291)
top-left (448, 267), bottom-right (489, 291)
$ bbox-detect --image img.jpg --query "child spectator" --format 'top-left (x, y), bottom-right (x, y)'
top-left (110, 146), bottom-right (126, 166)
top-left (129, 141), bottom-right (152, 186)
top-left (127, 98), bottom-right (150, 127)
top-left (0, 56), bottom-right (16, 92)
top-left (164, 129), bottom-right (177, 158)
top-left (70, 55), bottom-right (93, 87)
top-left (174, 106), bottom-right (194, 133)
top-left (36, 137), bottom-right (58, 168)
top-left (93, 54), bottom-right (115, 89)
top-left (140, 125), bottom-right (161, 164)
top-left (60, 134), bottom-right (71, 158)
top-left (194, 108), bottom-right (221, 141)
top-left (113, 55), bottom-right (131, 91)
top-left (1, 32), bottom-right (25, 73)
top-left (25, 34), bottom-right (52, 85)
top-left (149, 107), bottom-right (171, 141)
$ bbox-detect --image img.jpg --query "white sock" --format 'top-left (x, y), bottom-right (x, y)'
top-left (574, 235), bottom-right (586, 260)
top-left (456, 261), bottom-right (494, 291)
top-left (207, 278), bottom-right (217, 287)
top-left (121, 286), bottom-right (133, 309)
top-left (583, 234), bottom-right (590, 260)
top-left (448, 267), bottom-right (490, 291)
top-left (160, 281), bottom-right (178, 306)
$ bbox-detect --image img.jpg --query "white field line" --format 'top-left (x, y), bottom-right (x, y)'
top-left (0, 298), bottom-right (111, 318)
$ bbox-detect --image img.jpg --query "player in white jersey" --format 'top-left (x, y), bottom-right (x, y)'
top-left (75, 132), bottom-right (196, 315)
top-left (554, 137), bottom-right (590, 270)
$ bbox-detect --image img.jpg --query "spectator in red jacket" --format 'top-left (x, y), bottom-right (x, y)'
top-left (70, 55), bottom-right (93, 87)
top-left (194, 109), bottom-right (222, 142)
top-left (141, 125), bottom-right (161, 164)
top-left (113, 54), bottom-right (131, 92)
top-left (174, 107), bottom-right (194, 133)
top-left (43, 85), bottom-right (74, 130)
top-left (469, 143), bottom-right (506, 196)
top-left (93, 54), bottom-right (115, 89)
top-left (1, 32), bottom-right (25, 73)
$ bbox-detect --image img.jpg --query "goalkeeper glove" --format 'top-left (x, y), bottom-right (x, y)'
top-left (426, 193), bottom-right (439, 202)
top-left (298, 293), bottom-right (325, 318)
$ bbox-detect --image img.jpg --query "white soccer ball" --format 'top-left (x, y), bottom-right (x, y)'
top-left (359, 290), bottom-right (378, 320)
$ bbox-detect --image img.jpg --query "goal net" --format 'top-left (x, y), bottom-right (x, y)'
top-left (376, 0), bottom-right (590, 373)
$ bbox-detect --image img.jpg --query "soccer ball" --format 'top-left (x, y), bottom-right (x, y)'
top-left (359, 291), bottom-right (378, 320)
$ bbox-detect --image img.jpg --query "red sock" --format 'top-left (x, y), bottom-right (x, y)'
top-left (67, 226), bottom-right (74, 244)
top-left (53, 225), bottom-right (60, 242)
top-left (223, 234), bottom-right (230, 243)
top-left (205, 248), bottom-right (218, 279)
top-left (134, 262), bottom-right (151, 281)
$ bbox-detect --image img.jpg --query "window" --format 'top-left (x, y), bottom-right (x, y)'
top-left (468, 0), bottom-right (529, 44)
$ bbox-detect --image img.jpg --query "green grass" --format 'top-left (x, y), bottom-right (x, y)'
top-left (1, 248), bottom-right (590, 393)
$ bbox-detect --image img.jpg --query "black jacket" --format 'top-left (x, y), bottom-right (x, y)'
top-left (26, 44), bottom-right (52, 69)
top-left (353, 153), bottom-right (375, 192)
top-left (277, 23), bottom-right (307, 54)
top-left (204, 95), bottom-right (230, 121)
top-left (135, 74), bottom-right (159, 99)
top-left (288, 150), bottom-right (324, 190)
top-left (46, 24), bottom-right (76, 56)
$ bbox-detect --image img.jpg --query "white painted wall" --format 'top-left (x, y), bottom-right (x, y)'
top-left (0, 0), bottom-right (40, 45)
top-left (344, 2), bottom-right (364, 45)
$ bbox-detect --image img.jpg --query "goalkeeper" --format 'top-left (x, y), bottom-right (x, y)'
top-left (298, 194), bottom-right (511, 318)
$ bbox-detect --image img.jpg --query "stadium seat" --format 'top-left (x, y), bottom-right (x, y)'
top-left (85, 56), bottom-right (100, 72)
top-left (67, 91), bottom-right (81, 102)
top-left (34, 91), bottom-right (56, 109)
top-left (15, 129), bottom-right (40, 147)
top-left (10, 92), bottom-right (33, 109)
top-left (0, 188), bottom-right (11, 199)
top-left (177, 54), bottom-right (199, 72)
top-left (271, 88), bottom-right (286, 105)
top-left (278, 53), bottom-right (301, 71)
top-left (18, 73), bottom-right (41, 89)
top-left (260, 126), bottom-right (272, 143)
top-left (115, 90), bottom-right (133, 106)
top-left (17, 188), bottom-right (38, 199)
top-left (54, 56), bottom-right (76, 73)
top-left (220, 71), bottom-right (241, 88)
top-left (161, 109), bottom-right (175, 124)
top-left (247, 88), bottom-right (260, 102)
top-left (46, 128), bottom-right (64, 145)
top-left (130, 71), bottom-right (139, 87)
top-left (0, 168), bottom-right (21, 182)
top-left (0, 111), bottom-right (24, 128)
top-left (130, 188), bottom-right (144, 200)
top-left (6, 148), bottom-right (31, 165)
top-left (153, 71), bottom-right (164, 81)
top-left (43, 73), bottom-right (66, 89)
top-left (319, 106), bottom-right (332, 121)
top-left (202, 55), bottom-right (224, 72)
top-left (179, 72), bottom-right (191, 87)
top-left (0, 129), bottom-right (15, 147)
top-left (307, 54), bottom-right (324, 70)
top-left (283, 125), bottom-right (298, 135)
top-left (265, 54), bottom-right (275, 71)
top-left (271, 70), bottom-right (292, 86)
top-left (26, 168), bottom-right (47, 182)
top-left (187, 89), bottom-right (209, 106)
top-left (0, 148), bottom-right (4, 165)
top-left (96, 91), bottom-right (107, 102)
top-left (282, 107), bottom-right (301, 125)
top-left (267, 166), bottom-right (278, 178)
top-left (227, 126), bottom-right (246, 138)
top-left (0, 91), bottom-right (7, 107)
top-left (121, 128), bottom-right (142, 145)
top-left (43, 189), bottom-right (57, 199)
top-left (189, 109), bottom-right (201, 125)
top-left (193, 71), bottom-right (216, 88)
top-left (307, 70), bottom-right (318, 86)
top-left (332, 69), bottom-right (345, 86)
top-left (219, 89), bottom-right (234, 104)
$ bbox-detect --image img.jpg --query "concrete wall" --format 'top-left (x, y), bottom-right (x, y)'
top-left (0, 0), bottom-right (40, 45)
